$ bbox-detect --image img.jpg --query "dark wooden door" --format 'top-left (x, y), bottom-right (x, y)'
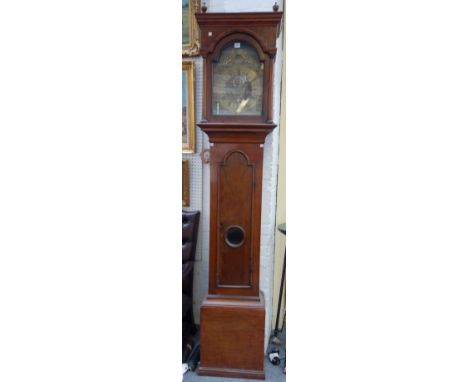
top-left (208, 142), bottom-right (264, 296)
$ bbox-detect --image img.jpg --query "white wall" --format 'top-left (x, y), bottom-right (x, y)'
top-left (272, 13), bottom-right (286, 333)
top-left (205, 0), bottom-right (282, 13)
top-left (184, 0), bottom-right (285, 353)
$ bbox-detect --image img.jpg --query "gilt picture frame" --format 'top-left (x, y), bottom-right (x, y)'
top-left (182, 0), bottom-right (200, 56)
top-left (182, 159), bottom-right (190, 207)
top-left (182, 61), bottom-right (195, 153)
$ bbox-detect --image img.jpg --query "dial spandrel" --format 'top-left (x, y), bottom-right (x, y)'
top-left (212, 42), bottom-right (264, 116)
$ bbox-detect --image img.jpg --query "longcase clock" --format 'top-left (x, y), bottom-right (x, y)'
top-left (195, 8), bottom-right (283, 380)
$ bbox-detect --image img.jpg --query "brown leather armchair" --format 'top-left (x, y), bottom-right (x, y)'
top-left (182, 210), bottom-right (200, 358)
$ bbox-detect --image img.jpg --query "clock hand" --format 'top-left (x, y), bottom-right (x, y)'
top-left (236, 98), bottom-right (249, 113)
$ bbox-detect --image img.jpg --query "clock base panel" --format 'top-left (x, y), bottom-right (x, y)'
top-left (198, 293), bottom-right (265, 380)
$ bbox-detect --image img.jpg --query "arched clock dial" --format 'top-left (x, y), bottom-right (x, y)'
top-left (212, 42), bottom-right (264, 116)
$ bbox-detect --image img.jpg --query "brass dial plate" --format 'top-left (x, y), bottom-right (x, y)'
top-left (212, 42), bottom-right (264, 116)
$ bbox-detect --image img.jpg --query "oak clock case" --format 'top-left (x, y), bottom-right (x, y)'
top-left (196, 10), bottom-right (283, 380)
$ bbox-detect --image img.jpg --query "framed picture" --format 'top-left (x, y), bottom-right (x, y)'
top-left (182, 159), bottom-right (190, 206)
top-left (182, 61), bottom-right (195, 153)
top-left (182, 0), bottom-right (200, 56)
